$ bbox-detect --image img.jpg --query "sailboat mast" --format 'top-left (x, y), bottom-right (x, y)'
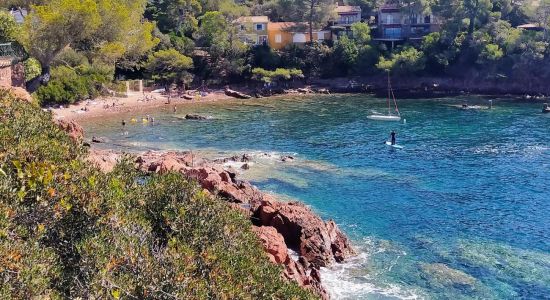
top-left (387, 71), bottom-right (391, 115)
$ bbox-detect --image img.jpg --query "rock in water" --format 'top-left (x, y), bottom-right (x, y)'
top-left (91, 136), bottom-right (106, 143)
top-left (185, 114), bottom-right (211, 120)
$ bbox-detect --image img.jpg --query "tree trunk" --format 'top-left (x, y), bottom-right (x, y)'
top-left (309, 0), bottom-right (314, 44)
top-left (468, 0), bottom-right (479, 36)
top-left (26, 65), bottom-right (51, 93)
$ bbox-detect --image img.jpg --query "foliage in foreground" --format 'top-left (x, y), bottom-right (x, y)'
top-left (0, 89), bottom-right (316, 299)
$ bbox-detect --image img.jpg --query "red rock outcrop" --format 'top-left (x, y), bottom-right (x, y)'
top-left (137, 151), bottom-right (262, 204)
top-left (87, 149), bottom-right (120, 172)
top-left (255, 199), bottom-right (355, 268)
top-left (253, 226), bottom-right (329, 300)
top-left (86, 149), bottom-right (355, 299)
top-left (56, 119), bottom-right (84, 142)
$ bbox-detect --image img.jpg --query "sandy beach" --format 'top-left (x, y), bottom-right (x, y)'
top-left (51, 89), bottom-right (234, 121)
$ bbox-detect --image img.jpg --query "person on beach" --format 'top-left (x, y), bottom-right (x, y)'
top-left (390, 130), bottom-right (397, 145)
top-left (173, 106), bottom-right (177, 113)
top-left (122, 119), bottom-right (126, 127)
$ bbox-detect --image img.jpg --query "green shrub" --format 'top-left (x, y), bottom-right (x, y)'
top-left (34, 65), bottom-right (113, 105)
top-left (0, 89), bottom-right (316, 299)
top-left (23, 58), bottom-right (42, 82)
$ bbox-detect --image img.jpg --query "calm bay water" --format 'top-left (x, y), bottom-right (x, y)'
top-left (80, 95), bottom-right (550, 299)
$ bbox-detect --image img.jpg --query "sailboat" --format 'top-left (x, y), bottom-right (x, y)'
top-left (367, 71), bottom-right (401, 121)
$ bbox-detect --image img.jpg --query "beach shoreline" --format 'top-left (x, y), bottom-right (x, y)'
top-left (51, 89), bottom-right (236, 121)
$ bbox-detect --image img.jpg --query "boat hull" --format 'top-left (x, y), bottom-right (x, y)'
top-left (367, 115), bottom-right (401, 121)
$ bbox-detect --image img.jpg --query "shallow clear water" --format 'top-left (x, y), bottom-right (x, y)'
top-left (80, 95), bottom-right (550, 299)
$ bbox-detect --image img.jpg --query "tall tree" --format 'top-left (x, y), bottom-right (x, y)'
top-left (21, 0), bottom-right (158, 91)
top-left (0, 11), bottom-right (19, 42)
top-left (289, 0), bottom-right (334, 42)
top-left (145, 48), bottom-right (193, 90)
top-left (21, 0), bottom-right (101, 92)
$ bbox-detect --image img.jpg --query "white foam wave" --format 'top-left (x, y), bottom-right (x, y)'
top-left (321, 238), bottom-right (423, 300)
top-left (470, 144), bottom-right (549, 156)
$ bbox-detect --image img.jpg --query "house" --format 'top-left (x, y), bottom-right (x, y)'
top-left (234, 16), bottom-right (269, 45)
top-left (334, 5), bottom-right (362, 27)
top-left (376, 0), bottom-right (440, 41)
top-left (267, 22), bottom-right (331, 50)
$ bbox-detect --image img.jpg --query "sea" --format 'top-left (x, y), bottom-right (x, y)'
top-left (79, 95), bottom-right (550, 299)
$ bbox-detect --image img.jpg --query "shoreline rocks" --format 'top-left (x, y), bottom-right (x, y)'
top-left (87, 149), bottom-right (355, 299)
top-left (225, 88), bottom-right (252, 99)
top-left (184, 114), bottom-right (212, 120)
top-left (56, 119), bottom-right (84, 142)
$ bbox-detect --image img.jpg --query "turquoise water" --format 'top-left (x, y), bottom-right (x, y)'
top-left (81, 95), bottom-right (550, 299)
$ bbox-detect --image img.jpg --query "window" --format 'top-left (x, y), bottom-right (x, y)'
top-left (317, 32), bottom-right (324, 40)
top-left (293, 33), bottom-right (306, 43)
top-left (255, 23), bottom-right (264, 31)
top-left (424, 15), bottom-right (431, 24)
top-left (275, 34), bottom-right (282, 43)
top-left (410, 14), bottom-right (418, 24)
top-left (258, 35), bottom-right (268, 45)
top-left (384, 28), bottom-right (401, 38)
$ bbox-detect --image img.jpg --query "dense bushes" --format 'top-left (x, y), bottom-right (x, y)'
top-left (251, 67), bottom-right (303, 85)
top-left (34, 66), bottom-right (112, 105)
top-left (0, 89), bottom-right (315, 299)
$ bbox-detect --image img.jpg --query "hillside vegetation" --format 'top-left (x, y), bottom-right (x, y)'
top-left (0, 89), bottom-right (315, 299)
top-left (3, 1), bottom-right (550, 102)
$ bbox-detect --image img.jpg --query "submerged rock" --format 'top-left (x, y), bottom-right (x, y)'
top-left (185, 114), bottom-right (212, 120)
top-left (91, 136), bottom-right (106, 143)
top-left (420, 263), bottom-right (476, 288)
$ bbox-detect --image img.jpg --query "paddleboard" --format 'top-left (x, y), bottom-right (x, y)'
top-left (385, 141), bottom-right (404, 149)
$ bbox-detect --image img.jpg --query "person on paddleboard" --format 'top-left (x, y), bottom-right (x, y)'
top-left (390, 130), bottom-right (396, 145)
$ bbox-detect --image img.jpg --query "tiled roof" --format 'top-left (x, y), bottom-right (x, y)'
top-left (268, 22), bottom-right (322, 32)
top-left (335, 5), bottom-right (361, 13)
top-left (235, 16), bottom-right (269, 23)
top-left (268, 22), bottom-right (297, 30)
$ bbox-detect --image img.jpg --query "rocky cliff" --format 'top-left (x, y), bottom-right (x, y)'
top-left (86, 149), bottom-right (355, 299)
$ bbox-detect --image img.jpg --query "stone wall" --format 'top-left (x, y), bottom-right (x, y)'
top-left (11, 63), bottom-right (25, 87)
top-left (0, 58), bottom-right (12, 87)
top-left (0, 59), bottom-right (25, 88)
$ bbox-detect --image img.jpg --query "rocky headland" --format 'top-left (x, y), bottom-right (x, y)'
top-left (86, 149), bottom-right (355, 298)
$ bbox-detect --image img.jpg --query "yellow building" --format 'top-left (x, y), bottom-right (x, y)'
top-left (267, 22), bottom-right (331, 50)
top-left (234, 16), bottom-right (269, 45)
